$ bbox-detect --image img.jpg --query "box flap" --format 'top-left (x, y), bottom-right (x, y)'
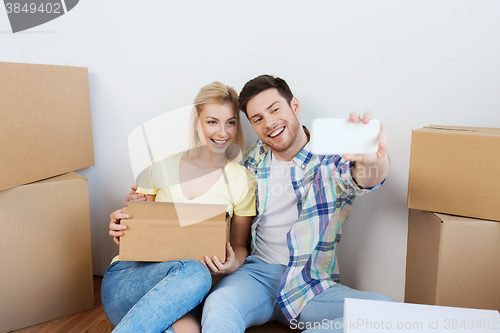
top-left (418, 125), bottom-right (500, 136)
top-left (405, 209), bottom-right (442, 305)
top-left (434, 212), bottom-right (500, 224)
top-left (22, 172), bottom-right (86, 186)
top-left (125, 201), bottom-right (228, 227)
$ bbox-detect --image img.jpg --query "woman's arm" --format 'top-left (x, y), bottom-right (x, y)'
top-left (202, 214), bottom-right (253, 275)
top-left (109, 194), bottom-right (156, 244)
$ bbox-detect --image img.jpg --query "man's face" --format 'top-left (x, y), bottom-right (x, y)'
top-left (246, 88), bottom-right (301, 157)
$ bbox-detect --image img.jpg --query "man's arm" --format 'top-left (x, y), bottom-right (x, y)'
top-left (342, 111), bottom-right (390, 189)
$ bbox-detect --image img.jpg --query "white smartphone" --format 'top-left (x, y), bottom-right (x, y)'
top-left (310, 118), bottom-right (380, 155)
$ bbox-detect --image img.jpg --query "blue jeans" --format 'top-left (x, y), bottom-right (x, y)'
top-left (201, 256), bottom-right (393, 333)
top-left (101, 259), bottom-right (211, 333)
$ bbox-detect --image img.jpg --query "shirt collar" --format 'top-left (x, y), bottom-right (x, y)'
top-left (257, 125), bottom-right (313, 170)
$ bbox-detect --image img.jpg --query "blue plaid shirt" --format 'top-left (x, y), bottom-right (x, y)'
top-left (243, 129), bottom-right (383, 320)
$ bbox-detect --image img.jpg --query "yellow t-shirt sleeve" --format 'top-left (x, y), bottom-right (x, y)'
top-left (136, 164), bottom-right (158, 195)
top-left (233, 167), bottom-right (256, 217)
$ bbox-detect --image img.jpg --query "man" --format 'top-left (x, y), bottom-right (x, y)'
top-left (200, 75), bottom-right (392, 333)
top-left (112, 75), bottom-right (392, 332)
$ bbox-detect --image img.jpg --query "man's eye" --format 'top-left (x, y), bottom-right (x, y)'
top-left (272, 108), bottom-right (279, 113)
top-left (253, 118), bottom-right (261, 124)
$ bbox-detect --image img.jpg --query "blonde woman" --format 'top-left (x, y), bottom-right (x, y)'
top-left (103, 82), bottom-right (255, 333)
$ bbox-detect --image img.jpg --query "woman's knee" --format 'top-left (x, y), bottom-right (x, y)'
top-left (180, 259), bottom-right (212, 291)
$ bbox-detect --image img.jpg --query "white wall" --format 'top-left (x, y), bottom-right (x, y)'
top-left (1, 0), bottom-right (499, 302)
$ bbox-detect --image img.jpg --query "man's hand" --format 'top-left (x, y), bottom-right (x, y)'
top-left (201, 242), bottom-right (240, 275)
top-left (343, 111), bottom-right (390, 188)
top-left (109, 208), bottom-right (129, 245)
top-left (125, 185), bottom-right (146, 206)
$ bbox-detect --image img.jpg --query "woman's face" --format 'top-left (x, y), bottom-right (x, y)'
top-left (196, 103), bottom-right (237, 154)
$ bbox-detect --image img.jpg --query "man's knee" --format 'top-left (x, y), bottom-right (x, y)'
top-left (204, 284), bottom-right (240, 311)
top-left (202, 286), bottom-right (247, 333)
top-left (371, 292), bottom-right (394, 303)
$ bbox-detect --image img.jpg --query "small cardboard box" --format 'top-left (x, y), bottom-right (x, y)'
top-left (0, 172), bottom-right (94, 332)
top-left (405, 209), bottom-right (500, 311)
top-left (119, 201), bottom-right (230, 262)
top-left (407, 125), bottom-right (500, 222)
top-left (0, 62), bottom-right (94, 192)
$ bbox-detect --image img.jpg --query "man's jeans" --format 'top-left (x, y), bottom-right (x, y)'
top-left (101, 259), bottom-right (211, 333)
top-left (202, 256), bottom-right (393, 333)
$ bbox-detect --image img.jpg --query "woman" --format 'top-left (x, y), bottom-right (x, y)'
top-left (103, 82), bottom-right (255, 333)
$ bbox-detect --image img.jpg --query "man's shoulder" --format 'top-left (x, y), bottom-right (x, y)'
top-left (226, 160), bottom-right (253, 178)
top-left (243, 139), bottom-right (267, 170)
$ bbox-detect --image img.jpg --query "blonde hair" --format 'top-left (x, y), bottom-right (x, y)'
top-left (187, 82), bottom-right (244, 157)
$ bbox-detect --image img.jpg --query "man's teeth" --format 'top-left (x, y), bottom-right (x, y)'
top-left (212, 139), bottom-right (227, 144)
top-left (269, 127), bottom-right (284, 138)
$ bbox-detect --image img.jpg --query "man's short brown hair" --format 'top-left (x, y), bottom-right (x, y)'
top-left (238, 75), bottom-right (294, 117)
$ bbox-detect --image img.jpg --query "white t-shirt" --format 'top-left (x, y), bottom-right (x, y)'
top-left (253, 152), bottom-right (298, 265)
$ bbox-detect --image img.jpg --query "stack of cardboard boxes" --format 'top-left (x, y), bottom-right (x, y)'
top-left (0, 62), bottom-right (95, 332)
top-left (405, 125), bottom-right (500, 311)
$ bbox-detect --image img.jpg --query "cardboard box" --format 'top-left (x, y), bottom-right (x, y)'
top-left (0, 172), bottom-right (94, 332)
top-left (344, 298), bottom-right (500, 333)
top-left (119, 201), bottom-right (230, 262)
top-left (0, 62), bottom-right (94, 192)
top-left (405, 209), bottom-right (500, 311)
top-left (407, 125), bottom-right (500, 222)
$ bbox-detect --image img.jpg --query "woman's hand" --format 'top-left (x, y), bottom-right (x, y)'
top-left (202, 215), bottom-right (253, 275)
top-left (125, 185), bottom-right (146, 206)
top-left (109, 208), bottom-right (129, 245)
top-left (201, 242), bottom-right (240, 275)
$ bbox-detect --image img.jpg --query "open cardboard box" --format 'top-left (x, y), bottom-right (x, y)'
top-left (119, 201), bottom-right (230, 262)
top-left (405, 209), bottom-right (500, 312)
top-left (407, 125), bottom-right (500, 222)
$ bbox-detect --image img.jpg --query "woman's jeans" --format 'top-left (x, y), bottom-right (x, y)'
top-left (101, 259), bottom-right (211, 333)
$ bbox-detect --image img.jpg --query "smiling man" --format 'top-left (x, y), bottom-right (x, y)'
top-left (200, 75), bottom-right (392, 333)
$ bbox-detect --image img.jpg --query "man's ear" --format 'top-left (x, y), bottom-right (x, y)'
top-left (291, 97), bottom-right (300, 115)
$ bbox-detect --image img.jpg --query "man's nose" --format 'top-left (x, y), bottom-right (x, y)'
top-left (264, 115), bottom-right (276, 130)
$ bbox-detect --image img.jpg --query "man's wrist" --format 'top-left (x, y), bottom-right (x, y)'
top-left (353, 155), bottom-right (390, 188)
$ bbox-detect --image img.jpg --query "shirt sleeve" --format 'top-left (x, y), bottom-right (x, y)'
top-left (135, 164), bottom-right (158, 195)
top-left (233, 167), bottom-right (257, 217)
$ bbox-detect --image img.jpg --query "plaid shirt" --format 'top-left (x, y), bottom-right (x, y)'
top-left (243, 130), bottom-right (383, 320)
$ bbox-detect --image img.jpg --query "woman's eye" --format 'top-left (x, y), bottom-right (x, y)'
top-left (208, 120), bottom-right (217, 124)
top-left (228, 121), bottom-right (236, 126)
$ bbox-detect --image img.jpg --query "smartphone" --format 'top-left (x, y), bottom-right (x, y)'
top-left (310, 118), bottom-right (380, 155)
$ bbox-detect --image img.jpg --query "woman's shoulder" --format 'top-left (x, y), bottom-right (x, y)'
top-left (226, 160), bottom-right (252, 175)
top-left (224, 162), bottom-right (255, 191)
top-left (149, 152), bottom-right (183, 169)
